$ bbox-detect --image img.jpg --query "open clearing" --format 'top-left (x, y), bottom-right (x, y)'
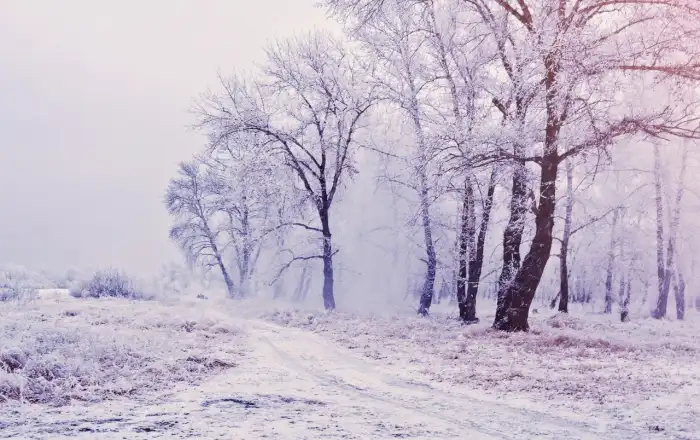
top-left (1, 296), bottom-right (699, 439)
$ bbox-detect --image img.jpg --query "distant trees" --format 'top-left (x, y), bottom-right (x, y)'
top-left (166, 160), bottom-right (236, 296)
top-left (203, 132), bottom-right (286, 297)
top-left (165, 131), bottom-right (296, 298)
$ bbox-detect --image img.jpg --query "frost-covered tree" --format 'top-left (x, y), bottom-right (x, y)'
top-left (202, 132), bottom-right (290, 297)
top-left (165, 160), bottom-right (235, 296)
top-left (350, 0), bottom-right (442, 315)
top-left (652, 141), bottom-right (690, 319)
top-left (326, 0), bottom-right (700, 331)
top-left (195, 32), bottom-right (377, 310)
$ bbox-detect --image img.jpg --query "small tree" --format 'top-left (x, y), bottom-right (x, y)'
top-left (165, 160), bottom-right (235, 296)
top-left (203, 132), bottom-right (289, 297)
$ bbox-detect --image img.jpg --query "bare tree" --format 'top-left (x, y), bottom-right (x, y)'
top-left (349, 1), bottom-right (443, 316)
top-left (426, 0), bottom-right (496, 323)
top-left (202, 132), bottom-right (286, 297)
top-left (472, 0), bottom-right (700, 331)
top-left (603, 208), bottom-right (621, 314)
top-left (165, 161), bottom-right (235, 296)
top-left (196, 33), bottom-right (376, 310)
top-left (460, 167), bottom-right (498, 323)
top-left (653, 142), bottom-right (690, 318)
top-left (326, 0), bottom-right (700, 330)
top-left (557, 157), bottom-right (574, 313)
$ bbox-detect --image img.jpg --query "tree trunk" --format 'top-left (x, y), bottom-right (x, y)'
top-left (493, 156), bottom-right (558, 332)
top-left (617, 270), bottom-right (627, 320)
top-left (204, 223), bottom-right (235, 297)
top-left (464, 168), bottom-right (497, 323)
top-left (653, 142), bottom-right (687, 319)
top-left (216, 255), bottom-right (235, 297)
top-left (293, 265), bottom-right (311, 302)
top-left (320, 207), bottom-right (336, 311)
top-left (457, 178), bottom-right (476, 321)
top-left (417, 183), bottom-right (438, 316)
top-left (675, 271), bottom-right (686, 320)
top-left (412, 103), bottom-right (437, 316)
top-left (493, 56), bottom-right (562, 332)
top-left (558, 157), bottom-right (574, 313)
top-left (272, 205), bottom-right (287, 299)
top-left (604, 209), bottom-right (619, 314)
top-left (621, 272), bottom-right (632, 322)
top-left (239, 195), bottom-right (251, 297)
top-left (652, 144), bottom-right (668, 318)
top-left (493, 158), bottom-right (529, 326)
top-left (617, 232), bottom-right (627, 320)
top-left (550, 292), bottom-right (559, 309)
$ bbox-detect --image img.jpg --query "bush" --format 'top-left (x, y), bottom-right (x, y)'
top-left (70, 269), bottom-right (152, 300)
top-left (0, 268), bottom-right (37, 302)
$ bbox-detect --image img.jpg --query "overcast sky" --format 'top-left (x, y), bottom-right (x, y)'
top-left (0, 0), bottom-right (335, 276)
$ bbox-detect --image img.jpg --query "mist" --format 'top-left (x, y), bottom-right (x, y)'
top-left (0, 0), bottom-right (333, 277)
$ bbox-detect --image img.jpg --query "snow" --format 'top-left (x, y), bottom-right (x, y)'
top-left (2, 295), bottom-right (699, 439)
top-left (261, 303), bottom-right (700, 439)
top-left (0, 296), bottom-right (244, 408)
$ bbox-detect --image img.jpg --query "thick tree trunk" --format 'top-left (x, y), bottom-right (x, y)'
top-left (604, 209), bottom-right (619, 314)
top-left (493, 158), bottom-right (529, 326)
top-left (493, 56), bottom-right (562, 332)
top-left (493, 157), bottom-right (558, 332)
top-left (558, 158), bottom-right (574, 313)
top-left (457, 179), bottom-right (476, 322)
top-left (464, 169), bottom-right (497, 323)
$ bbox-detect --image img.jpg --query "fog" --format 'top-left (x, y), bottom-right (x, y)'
top-left (0, 0), bottom-right (333, 276)
top-left (1, 1), bottom-right (698, 315)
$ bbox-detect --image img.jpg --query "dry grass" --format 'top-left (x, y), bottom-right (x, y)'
top-left (0, 297), bottom-right (245, 406)
top-left (264, 307), bottom-right (700, 418)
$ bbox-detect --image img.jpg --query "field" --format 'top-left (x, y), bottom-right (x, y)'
top-left (1, 293), bottom-right (698, 439)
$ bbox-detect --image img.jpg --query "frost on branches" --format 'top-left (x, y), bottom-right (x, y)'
top-left (324, 0), bottom-right (700, 331)
top-left (193, 32), bottom-right (378, 310)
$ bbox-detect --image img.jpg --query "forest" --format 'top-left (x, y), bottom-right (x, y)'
top-left (166, 0), bottom-right (700, 332)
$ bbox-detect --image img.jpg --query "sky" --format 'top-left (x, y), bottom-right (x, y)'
top-left (0, 0), bottom-right (336, 277)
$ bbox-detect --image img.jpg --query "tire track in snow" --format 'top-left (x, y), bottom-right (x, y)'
top-left (251, 320), bottom-right (637, 440)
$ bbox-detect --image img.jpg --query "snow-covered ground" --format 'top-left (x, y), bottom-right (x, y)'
top-left (2, 295), bottom-right (699, 439)
top-left (262, 302), bottom-right (700, 439)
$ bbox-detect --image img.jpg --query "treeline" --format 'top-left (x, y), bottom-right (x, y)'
top-left (166, 0), bottom-right (700, 331)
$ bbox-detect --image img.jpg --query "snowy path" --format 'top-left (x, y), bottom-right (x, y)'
top-left (2, 319), bottom-right (642, 439)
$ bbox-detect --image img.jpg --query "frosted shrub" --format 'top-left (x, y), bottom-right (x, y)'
top-left (70, 269), bottom-right (153, 300)
top-left (0, 269), bottom-right (36, 302)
